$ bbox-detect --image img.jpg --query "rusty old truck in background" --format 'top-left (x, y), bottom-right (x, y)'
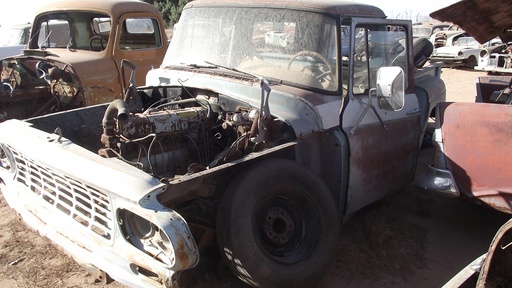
top-left (0, 0), bottom-right (445, 287)
top-left (417, 0), bottom-right (512, 285)
top-left (416, 0), bottom-right (512, 215)
top-left (0, 0), bottom-right (168, 121)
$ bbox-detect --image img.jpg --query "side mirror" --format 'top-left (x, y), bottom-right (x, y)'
top-left (376, 66), bottom-right (404, 111)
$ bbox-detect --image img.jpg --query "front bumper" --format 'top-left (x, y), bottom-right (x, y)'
top-left (429, 57), bottom-right (466, 66)
top-left (415, 164), bottom-right (459, 198)
top-left (0, 132), bottom-right (199, 287)
top-left (415, 105), bottom-right (460, 198)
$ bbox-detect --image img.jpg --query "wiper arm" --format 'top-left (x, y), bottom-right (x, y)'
top-left (67, 36), bottom-right (73, 51)
top-left (204, 61), bottom-right (264, 80)
top-left (180, 62), bottom-right (217, 68)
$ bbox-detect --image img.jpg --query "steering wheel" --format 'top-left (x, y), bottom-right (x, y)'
top-left (89, 35), bottom-right (105, 51)
top-left (287, 50), bottom-right (335, 88)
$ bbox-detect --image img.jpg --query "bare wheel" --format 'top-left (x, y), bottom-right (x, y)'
top-left (217, 158), bottom-right (340, 288)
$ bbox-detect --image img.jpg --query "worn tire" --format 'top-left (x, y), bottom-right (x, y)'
top-left (216, 158), bottom-right (340, 288)
top-left (412, 37), bottom-right (434, 68)
top-left (466, 55), bottom-right (477, 69)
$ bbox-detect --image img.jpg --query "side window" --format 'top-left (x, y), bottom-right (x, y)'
top-left (37, 20), bottom-right (71, 48)
top-left (93, 17), bottom-right (112, 35)
top-left (352, 24), bottom-right (407, 94)
top-left (119, 18), bottom-right (162, 50)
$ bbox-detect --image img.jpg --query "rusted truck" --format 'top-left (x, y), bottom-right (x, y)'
top-left (417, 1), bottom-right (512, 285)
top-left (0, 23), bottom-right (31, 59)
top-left (416, 0), bottom-right (512, 215)
top-left (0, 0), bottom-right (168, 121)
top-left (0, 0), bottom-right (445, 287)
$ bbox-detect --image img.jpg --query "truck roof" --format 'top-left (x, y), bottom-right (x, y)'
top-left (35, 0), bottom-right (161, 20)
top-left (184, 0), bottom-right (386, 18)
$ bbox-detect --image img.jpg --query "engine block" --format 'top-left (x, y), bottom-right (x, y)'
top-left (118, 106), bottom-right (209, 139)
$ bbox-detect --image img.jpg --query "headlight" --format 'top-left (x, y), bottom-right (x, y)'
top-left (480, 50), bottom-right (488, 58)
top-left (119, 210), bottom-right (175, 266)
top-left (0, 144), bottom-right (15, 173)
top-left (458, 51), bottom-right (463, 57)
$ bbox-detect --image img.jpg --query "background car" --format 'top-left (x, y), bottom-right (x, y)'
top-left (412, 21), bottom-right (451, 39)
top-left (430, 27), bottom-right (468, 48)
top-left (475, 39), bottom-right (512, 73)
top-left (0, 23), bottom-right (30, 59)
top-left (430, 36), bottom-right (490, 68)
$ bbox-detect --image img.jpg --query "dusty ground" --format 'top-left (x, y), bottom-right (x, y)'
top-left (0, 67), bottom-right (510, 288)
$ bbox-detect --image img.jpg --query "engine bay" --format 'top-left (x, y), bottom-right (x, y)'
top-left (98, 85), bottom-right (295, 179)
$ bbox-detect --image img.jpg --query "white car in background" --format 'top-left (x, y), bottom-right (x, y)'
top-left (430, 36), bottom-right (491, 68)
top-left (430, 29), bottom-right (468, 48)
top-left (0, 23), bottom-right (30, 59)
top-left (475, 40), bottom-right (512, 73)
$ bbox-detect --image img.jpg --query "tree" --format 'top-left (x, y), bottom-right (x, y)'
top-left (143, 0), bottom-right (189, 27)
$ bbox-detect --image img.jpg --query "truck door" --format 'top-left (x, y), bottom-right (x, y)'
top-left (341, 18), bottom-right (421, 214)
top-left (113, 13), bottom-right (168, 90)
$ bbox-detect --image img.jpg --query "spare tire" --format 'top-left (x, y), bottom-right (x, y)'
top-left (413, 37), bottom-right (434, 68)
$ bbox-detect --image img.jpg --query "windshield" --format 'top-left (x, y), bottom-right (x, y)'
top-left (454, 37), bottom-right (479, 47)
top-left (164, 7), bottom-right (338, 92)
top-left (0, 27), bottom-right (29, 46)
top-left (33, 13), bottom-right (109, 50)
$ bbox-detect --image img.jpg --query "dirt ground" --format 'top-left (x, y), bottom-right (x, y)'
top-left (0, 67), bottom-right (510, 288)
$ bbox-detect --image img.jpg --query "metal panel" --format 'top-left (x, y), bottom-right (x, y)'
top-left (430, 0), bottom-right (512, 43)
top-left (439, 102), bottom-right (512, 213)
top-left (11, 146), bottom-right (114, 241)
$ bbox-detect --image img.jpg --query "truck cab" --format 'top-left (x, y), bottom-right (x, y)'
top-left (0, 0), bottom-right (168, 121)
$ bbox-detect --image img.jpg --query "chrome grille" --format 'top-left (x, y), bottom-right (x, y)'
top-left (11, 147), bottom-right (113, 241)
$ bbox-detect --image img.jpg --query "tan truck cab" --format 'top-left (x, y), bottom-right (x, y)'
top-left (0, 0), bottom-right (168, 121)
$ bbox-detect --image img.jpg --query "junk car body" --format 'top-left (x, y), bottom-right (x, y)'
top-left (414, 0), bottom-right (512, 286)
top-left (0, 0), bottom-right (168, 122)
top-left (430, 37), bottom-right (492, 68)
top-left (0, 23), bottom-right (31, 59)
top-left (417, 0), bottom-right (512, 214)
top-left (475, 39), bottom-right (512, 74)
top-left (441, 218), bottom-right (512, 288)
top-left (430, 0), bottom-right (512, 75)
top-left (412, 22), bottom-right (452, 39)
top-left (431, 30), bottom-right (469, 48)
top-left (0, 0), bottom-right (446, 287)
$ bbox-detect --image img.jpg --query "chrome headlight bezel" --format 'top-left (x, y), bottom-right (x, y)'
top-left (0, 144), bottom-right (16, 173)
top-left (119, 209), bottom-right (176, 267)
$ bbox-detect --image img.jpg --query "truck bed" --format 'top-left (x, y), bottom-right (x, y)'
top-left (476, 75), bottom-right (512, 103)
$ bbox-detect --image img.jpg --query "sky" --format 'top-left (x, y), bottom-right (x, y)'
top-left (360, 0), bottom-right (461, 22)
top-left (1, 0), bottom-right (462, 27)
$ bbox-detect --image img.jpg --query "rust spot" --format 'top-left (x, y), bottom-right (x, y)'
top-left (440, 102), bottom-right (512, 213)
top-left (174, 235), bottom-right (194, 269)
